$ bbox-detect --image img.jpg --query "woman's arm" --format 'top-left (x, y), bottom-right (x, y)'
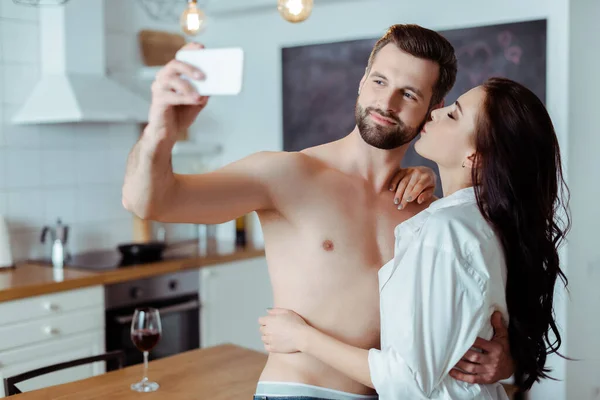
top-left (301, 325), bottom-right (373, 388)
top-left (259, 308), bottom-right (373, 388)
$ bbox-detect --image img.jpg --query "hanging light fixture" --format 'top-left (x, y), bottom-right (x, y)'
top-left (136, 0), bottom-right (208, 36)
top-left (277, 0), bottom-right (313, 23)
top-left (180, 0), bottom-right (206, 36)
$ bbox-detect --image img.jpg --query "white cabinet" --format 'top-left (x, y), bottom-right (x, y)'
top-left (200, 256), bottom-right (272, 353)
top-left (0, 286), bottom-right (105, 397)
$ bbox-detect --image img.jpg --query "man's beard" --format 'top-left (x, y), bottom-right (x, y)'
top-left (355, 103), bottom-right (422, 150)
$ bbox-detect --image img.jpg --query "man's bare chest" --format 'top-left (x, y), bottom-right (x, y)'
top-left (282, 180), bottom-right (421, 266)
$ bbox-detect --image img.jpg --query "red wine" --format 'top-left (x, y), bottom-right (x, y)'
top-left (131, 329), bottom-right (161, 352)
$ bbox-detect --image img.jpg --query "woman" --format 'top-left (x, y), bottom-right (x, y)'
top-left (258, 77), bottom-right (570, 399)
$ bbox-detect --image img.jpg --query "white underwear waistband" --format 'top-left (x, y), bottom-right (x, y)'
top-left (256, 381), bottom-right (378, 400)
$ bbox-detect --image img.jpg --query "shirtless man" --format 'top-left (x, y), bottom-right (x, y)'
top-left (123, 24), bottom-right (514, 399)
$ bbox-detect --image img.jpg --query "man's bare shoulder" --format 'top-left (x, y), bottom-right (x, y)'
top-left (249, 150), bottom-right (334, 216)
top-left (299, 141), bottom-right (345, 168)
top-left (253, 149), bottom-right (334, 180)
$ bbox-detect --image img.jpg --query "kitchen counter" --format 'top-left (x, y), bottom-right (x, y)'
top-left (11, 344), bottom-right (267, 399)
top-left (0, 242), bottom-right (265, 303)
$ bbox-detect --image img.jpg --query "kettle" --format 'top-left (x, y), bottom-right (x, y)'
top-left (41, 219), bottom-right (70, 268)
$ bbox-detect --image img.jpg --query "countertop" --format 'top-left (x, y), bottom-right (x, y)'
top-left (11, 344), bottom-right (267, 399)
top-left (0, 241), bottom-right (265, 303)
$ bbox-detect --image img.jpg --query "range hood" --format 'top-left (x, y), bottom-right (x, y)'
top-left (13, 0), bottom-right (149, 125)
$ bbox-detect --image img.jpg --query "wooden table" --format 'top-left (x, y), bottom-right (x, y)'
top-left (12, 344), bottom-right (267, 399)
top-left (9, 343), bottom-right (519, 399)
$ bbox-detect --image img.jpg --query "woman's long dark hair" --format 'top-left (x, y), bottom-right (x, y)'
top-left (473, 77), bottom-right (570, 390)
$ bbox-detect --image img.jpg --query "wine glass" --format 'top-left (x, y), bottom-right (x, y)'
top-left (130, 307), bottom-right (162, 392)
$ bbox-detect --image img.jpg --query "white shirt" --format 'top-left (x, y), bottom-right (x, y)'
top-left (368, 187), bottom-right (510, 400)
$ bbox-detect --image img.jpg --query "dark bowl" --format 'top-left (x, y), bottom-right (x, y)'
top-left (117, 241), bottom-right (167, 265)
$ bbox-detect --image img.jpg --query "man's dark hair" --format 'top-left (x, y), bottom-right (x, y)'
top-left (367, 24), bottom-right (457, 106)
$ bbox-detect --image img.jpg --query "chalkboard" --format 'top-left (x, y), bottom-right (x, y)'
top-left (282, 20), bottom-right (547, 196)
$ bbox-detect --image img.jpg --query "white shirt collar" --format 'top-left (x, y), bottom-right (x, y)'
top-left (394, 186), bottom-right (478, 238)
top-left (427, 186), bottom-right (477, 213)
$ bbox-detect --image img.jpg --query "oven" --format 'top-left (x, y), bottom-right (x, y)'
top-left (104, 269), bottom-right (200, 371)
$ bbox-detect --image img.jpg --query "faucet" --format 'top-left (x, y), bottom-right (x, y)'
top-left (41, 219), bottom-right (70, 268)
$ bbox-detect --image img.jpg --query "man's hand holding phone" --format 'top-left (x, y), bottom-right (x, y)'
top-left (146, 42), bottom-right (244, 145)
top-left (147, 42), bottom-right (210, 143)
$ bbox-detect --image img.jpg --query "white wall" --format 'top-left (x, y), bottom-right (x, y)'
top-left (566, 0), bottom-right (600, 399)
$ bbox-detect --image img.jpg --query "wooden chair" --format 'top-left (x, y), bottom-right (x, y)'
top-left (4, 350), bottom-right (125, 396)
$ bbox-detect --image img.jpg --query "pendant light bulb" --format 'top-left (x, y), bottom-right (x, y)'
top-left (277, 0), bottom-right (313, 23)
top-left (180, 0), bottom-right (206, 36)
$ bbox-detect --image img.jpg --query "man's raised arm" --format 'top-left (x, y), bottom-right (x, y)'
top-left (122, 41), bottom-right (283, 225)
top-left (123, 143), bottom-right (283, 224)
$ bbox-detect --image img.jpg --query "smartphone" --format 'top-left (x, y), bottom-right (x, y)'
top-left (176, 47), bottom-right (244, 96)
